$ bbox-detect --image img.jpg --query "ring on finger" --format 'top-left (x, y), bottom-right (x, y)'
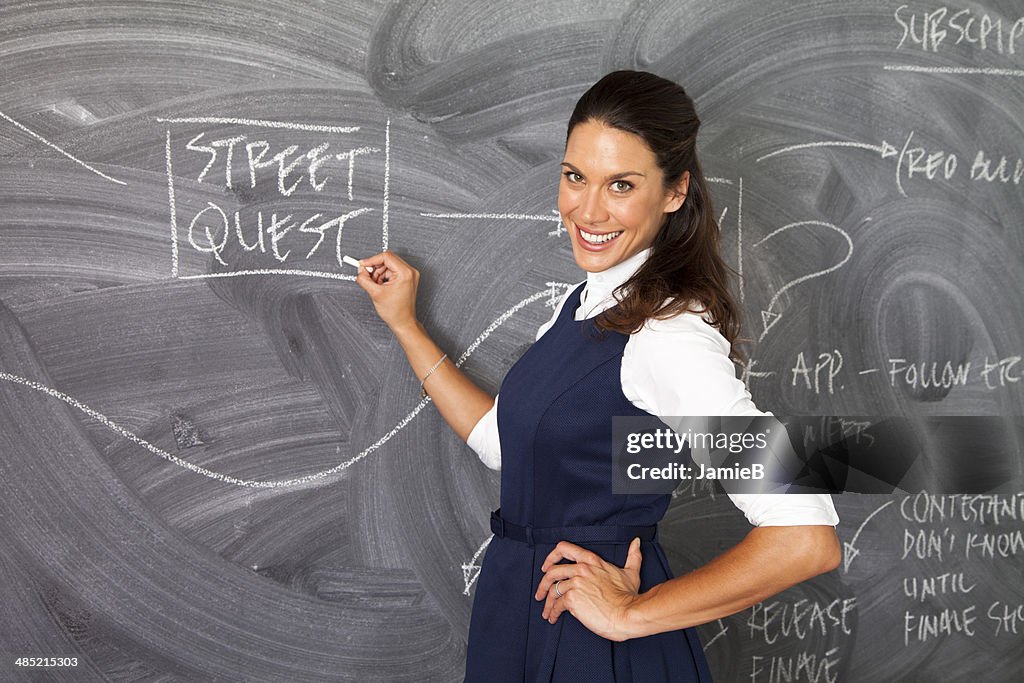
top-left (554, 579), bottom-right (567, 598)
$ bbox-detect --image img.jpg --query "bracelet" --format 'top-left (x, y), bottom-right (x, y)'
top-left (420, 353), bottom-right (448, 398)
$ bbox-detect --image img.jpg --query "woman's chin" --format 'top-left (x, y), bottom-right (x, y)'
top-left (573, 250), bottom-right (612, 273)
top-left (571, 242), bottom-right (628, 273)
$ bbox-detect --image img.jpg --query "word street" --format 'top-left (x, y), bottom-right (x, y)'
top-left (164, 118), bottom-right (389, 278)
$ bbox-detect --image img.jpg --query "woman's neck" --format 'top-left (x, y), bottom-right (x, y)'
top-left (579, 247), bottom-right (652, 318)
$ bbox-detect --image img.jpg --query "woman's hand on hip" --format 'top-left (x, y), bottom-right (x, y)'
top-left (534, 537), bottom-right (644, 641)
top-left (354, 250), bottom-right (420, 332)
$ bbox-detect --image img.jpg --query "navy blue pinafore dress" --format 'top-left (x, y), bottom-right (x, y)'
top-left (465, 283), bottom-right (713, 682)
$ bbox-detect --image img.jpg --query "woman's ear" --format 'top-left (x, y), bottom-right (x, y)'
top-left (664, 171), bottom-right (690, 213)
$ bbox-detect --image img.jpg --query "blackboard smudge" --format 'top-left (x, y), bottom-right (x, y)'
top-left (171, 413), bottom-right (205, 450)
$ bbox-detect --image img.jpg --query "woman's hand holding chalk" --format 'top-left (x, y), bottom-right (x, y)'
top-left (342, 254), bottom-right (374, 274)
top-left (352, 250), bottom-right (418, 331)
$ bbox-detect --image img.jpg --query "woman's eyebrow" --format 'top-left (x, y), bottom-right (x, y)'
top-left (560, 162), bottom-right (646, 181)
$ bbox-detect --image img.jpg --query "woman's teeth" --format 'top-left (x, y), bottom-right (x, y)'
top-left (580, 229), bottom-right (623, 244)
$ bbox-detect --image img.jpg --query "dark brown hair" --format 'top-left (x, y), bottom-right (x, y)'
top-left (567, 70), bottom-right (744, 361)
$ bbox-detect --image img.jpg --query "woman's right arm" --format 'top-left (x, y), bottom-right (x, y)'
top-left (354, 250), bottom-right (494, 442)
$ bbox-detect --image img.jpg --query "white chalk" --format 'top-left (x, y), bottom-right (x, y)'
top-left (883, 65), bottom-right (1024, 78)
top-left (0, 109), bottom-right (127, 186)
top-left (342, 254), bottom-right (373, 273)
top-left (156, 116), bottom-right (360, 133)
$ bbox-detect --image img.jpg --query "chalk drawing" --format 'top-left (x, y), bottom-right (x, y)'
top-left (0, 284), bottom-right (573, 489)
top-left (0, 109), bottom-right (127, 186)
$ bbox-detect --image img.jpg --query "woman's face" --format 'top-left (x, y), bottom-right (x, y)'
top-left (558, 119), bottom-right (688, 273)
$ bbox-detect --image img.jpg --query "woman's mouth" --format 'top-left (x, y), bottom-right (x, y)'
top-left (576, 225), bottom-right (624, 250)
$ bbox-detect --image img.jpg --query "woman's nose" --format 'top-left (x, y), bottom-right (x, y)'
top-left (578, 186), bottom-right (608, 224)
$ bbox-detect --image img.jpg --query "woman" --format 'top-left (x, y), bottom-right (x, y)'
top-left (355, 71), bottom-right (842, 682)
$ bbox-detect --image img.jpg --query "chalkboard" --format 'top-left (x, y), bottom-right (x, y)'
top-left (1, 1), bottom-right (1022, 680)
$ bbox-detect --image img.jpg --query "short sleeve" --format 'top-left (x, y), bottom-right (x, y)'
top-left (467, 396), bottom-right (501, 470)
top-left (727, 493), bottom-right (839, 527)
top-left (621, 312), bottom-right (840, 527)
top-left (465, 282), bottom-right (584, 471)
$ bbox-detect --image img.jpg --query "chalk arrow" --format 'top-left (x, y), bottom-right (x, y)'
top-left (754, 221), bottom-right (854, 342)
top-left (760, 310), bottom-right (783, 338)
top-left (844, 500), bottom-right (894, 573)
top-left (462, 536), bottom-right (493, 595)
top-left (842, 543), bottom-right (860, 570)
top-left (461, 562), bottom-right (483, 595)
top-left (702, 619), bottom-right (730, 651)
top-left (757, 140), bottom-right (899, 163)
top-left (547, 210), bottom-right (566, 237)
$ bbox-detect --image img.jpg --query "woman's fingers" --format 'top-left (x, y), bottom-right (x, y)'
top-left (361, 250), bottom-right (412, 274)
top-left (356, 250), bottom-right (391, 269)
top-left (541, 541), bottom-right (599, 571)
top-left (352, 250), bottom-right (420, 330)
top-left (542, 578), bottom-right (573, 622)
top-left (358, 254), bottom-right (391, 285)
top-left (536, 538), bottom-right (646, 624)
top-left (355, 251), bottom-right (410, 288)
top-left (359, 250), bottom-right (418, 286)
top-left (536, 542), bottom-right (597, 623)
top-left (354, 263), bottom-right (382, 292)
top-left (534, 565), bottom-right (579, 601)
top-left (624, 537), bottom-right (642, 577)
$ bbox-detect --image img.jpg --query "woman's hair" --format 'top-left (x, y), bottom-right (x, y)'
top-left (567, 70), bottom-right (745, 361)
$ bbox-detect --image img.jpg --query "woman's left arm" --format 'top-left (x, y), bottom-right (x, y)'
top-left (624, 524), bottom-right (840, 638)
top-left (535, 524), bottom-right (839, 640)
top-left (535, 311), bottom-right (842, 639)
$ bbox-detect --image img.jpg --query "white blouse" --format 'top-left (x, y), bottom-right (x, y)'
top-left (466, 247), bottom-right (839, 527)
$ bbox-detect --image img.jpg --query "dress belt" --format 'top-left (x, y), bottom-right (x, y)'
top-left (490, 508), bottom-right (658, 547)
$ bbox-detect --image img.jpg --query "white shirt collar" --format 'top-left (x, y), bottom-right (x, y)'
top-left (577, 247), bottom-right (652, 319)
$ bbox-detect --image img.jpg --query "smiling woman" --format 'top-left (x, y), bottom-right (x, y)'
top-left (559, 121), bottom-right (687, 270)
top-left (353, 70), bottom-right (841, 682)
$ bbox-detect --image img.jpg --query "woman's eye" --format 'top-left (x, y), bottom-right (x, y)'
top-left (563, 171), bottom-right (583, 183)
top-left (610, 180), bottom-right (633, 193)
